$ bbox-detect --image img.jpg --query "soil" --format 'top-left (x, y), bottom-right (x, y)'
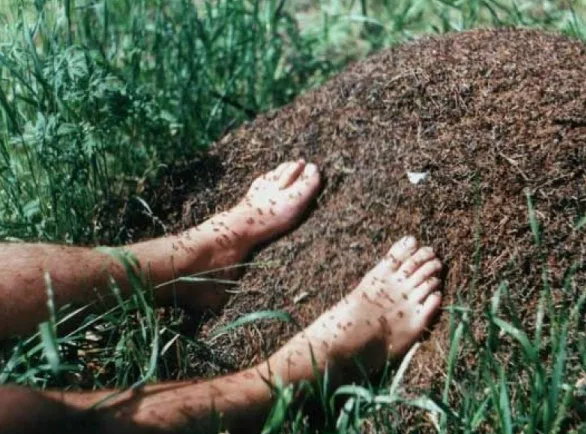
top-left (126, 28), bottom-right (585, 429)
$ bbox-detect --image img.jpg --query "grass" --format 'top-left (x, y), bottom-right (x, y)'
top-left (0, 0), bottom-right (586, 433)
top-left (0, 0), bottom-right (333, 243)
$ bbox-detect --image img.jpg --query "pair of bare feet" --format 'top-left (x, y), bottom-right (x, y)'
top-left (194, 159), bottom-right (442, 377)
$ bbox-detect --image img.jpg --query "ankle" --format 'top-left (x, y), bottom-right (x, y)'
top-left (198, 208), bottom-right (258, 260)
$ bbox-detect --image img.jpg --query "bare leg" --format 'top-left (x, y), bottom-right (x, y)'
top-left (0, 160), bottom-right (320, 338)
top-left (0, 237), bottom-right (442, 434)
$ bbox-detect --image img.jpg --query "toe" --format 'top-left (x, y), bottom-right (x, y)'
top-left (300, 162), bottom-right (319, 181)
top-left (417, 291), bottom-right (442, 326)
top-left (258, 162), bottom-right (292, 183)
top-left (290, 163), bottom-right (320, 189)
top-left (278, 159), bottom-right (306, 189)
top-left (411, 277), bottom-right (441, 303)
top-left (397, 246), bottom-right (436, 278)
top-left (385, 236), bottom-right (418, 269)
top-left (407, 258), bottom-right (442, 287)
top-left (285, 163), bottom-right (320, 196)
top-left (274, 161), bottom-right (295, 179)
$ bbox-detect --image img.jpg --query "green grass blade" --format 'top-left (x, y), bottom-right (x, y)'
top-left (498, 368), bottom-right (513, 434)
top-left (210, 310), bottom-right (298, 337)
top-left (493, 317), bottom-right (536, 362)
top-left (38, 322), bottom-right (60, 375)
top-left (389, 342), bottom-right (419, 397)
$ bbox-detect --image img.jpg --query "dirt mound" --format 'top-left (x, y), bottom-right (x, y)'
top-left (148, 28), bottom-right (585, 423)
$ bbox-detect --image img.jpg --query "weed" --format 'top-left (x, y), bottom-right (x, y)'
top-left (0, 0), bottom-right (332, 242)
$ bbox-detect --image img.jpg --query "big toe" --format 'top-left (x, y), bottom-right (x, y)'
top-left (278, 159), bottom-right (306, 189)
top-left (285, 163), bottom-right (321, 202)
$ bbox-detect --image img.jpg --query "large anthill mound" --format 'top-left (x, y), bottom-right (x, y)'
top-left (142, 27), bottom-right (585, 420)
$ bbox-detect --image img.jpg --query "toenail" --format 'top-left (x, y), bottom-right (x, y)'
top-left (403, 236), bottom-right (416, 247)
top-left (305, 163), bottom-right (317, 176)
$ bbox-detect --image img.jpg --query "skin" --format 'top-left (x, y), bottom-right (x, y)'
top-left (0, 160), bottom-right (443, 434)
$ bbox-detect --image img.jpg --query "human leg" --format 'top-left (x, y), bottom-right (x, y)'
top-left (0, 160), bottom-right (320, 338)
top-left (0, 237), bottom-right (442, 434)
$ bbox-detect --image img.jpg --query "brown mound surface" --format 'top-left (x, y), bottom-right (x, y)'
top-left (144, 27), bottom-right (585, 419)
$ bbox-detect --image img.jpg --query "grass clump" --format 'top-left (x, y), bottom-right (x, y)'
top-left (0, 0), bottom-right (331, 243)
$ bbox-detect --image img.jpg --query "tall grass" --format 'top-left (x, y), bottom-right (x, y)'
top-left (0, 0), bottom-right (332, 243)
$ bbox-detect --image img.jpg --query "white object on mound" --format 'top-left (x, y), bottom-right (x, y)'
top-left (407, 171), bottom-right (430, 185)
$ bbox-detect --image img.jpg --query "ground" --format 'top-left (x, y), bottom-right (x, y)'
top-left (111, 28), bottom-right (586, 431)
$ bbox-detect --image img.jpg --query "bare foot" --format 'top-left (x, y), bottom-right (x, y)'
top-left (171, 160), bottom-right (321, 311)
top-left (197, 159), bottom-right (320, 260)
top-left (269, 236), bottom-right (442, 380)
top-left (228, 159), bottom-right (321, 245)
